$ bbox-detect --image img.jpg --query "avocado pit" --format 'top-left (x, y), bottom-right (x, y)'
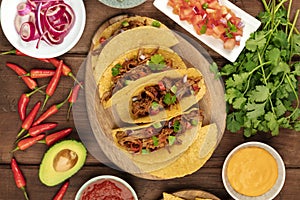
top-left (53, 149), bottom-right (78, 172)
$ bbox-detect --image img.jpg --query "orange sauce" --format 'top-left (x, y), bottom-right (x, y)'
top-left (226, 147), bottom-right (278, 196)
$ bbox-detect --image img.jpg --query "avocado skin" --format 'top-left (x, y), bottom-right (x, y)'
top-left (39, 140), bottom-right (87, 186)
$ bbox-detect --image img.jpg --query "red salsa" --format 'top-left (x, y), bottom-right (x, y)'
top-left (80, 179), bottom-right (135, 200)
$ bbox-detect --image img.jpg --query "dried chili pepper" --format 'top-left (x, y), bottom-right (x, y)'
top-left (1, 49), bottom-right (49, 63)
top-left (18, 85), bottom-right (46, 121)
top-left (22, 69), bottom-right (55, 79)
top-left (17, 101), bottom-right (41, 138)
top-left (12, 134), bottom-right (45, 152)
top-left (6, 62), bottom-right (38, 90)
top-left (53, 181), bottom-right (70, 200)
top-left (48, 58), bottom-right (83, 88)
top-left (42, 60), bottom-right (63, 110)
top-left (41, 128), bottom-right (72, 146)
top-left (67, 82), bottom-right (83, 120)
top-left (11, 158), bottom-right (29, 200)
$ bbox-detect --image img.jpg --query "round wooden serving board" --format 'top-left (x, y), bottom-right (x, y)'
top-left (172, 189), bottom-right (221, 200)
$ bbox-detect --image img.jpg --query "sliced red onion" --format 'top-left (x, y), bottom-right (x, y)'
top-left (237, 21), bottom-right (245, 28)
top-left (183, 74), bottom-right (188, 83)
top-left (219, 18), bottom-right (227, 25)
top-left (203, 13), bottom-right (207, 20)
top-left (20, 22), bottom-right (36, 42)
top-left (192, 6), bottom-right (200, 14)
top-left (17, 2), bottom-right (31, 16)
top-left (225, 13), bottom-right (232, 20)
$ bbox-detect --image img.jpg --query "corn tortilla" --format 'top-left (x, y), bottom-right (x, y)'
top-left (150, 123), bottom-right (218, 179)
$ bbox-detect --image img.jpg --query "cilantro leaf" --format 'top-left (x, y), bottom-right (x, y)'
top-left (266, 48), bottom-right (281, 66)
top-left (246, 31), bottom-right (267, 52)
top-left (250, 85), bottom-right (269, 102)
top-left (246, 102), bottom-right (265, 119)
top-left (272, 61), bottom-right (290, 75)
top-left (272, 30), bottom-right (288, 48)
top-left (226, 112), bottom-right (244, 133)
top-left (163, 93), bottom-right (176, 105)
top-left (265, 112), bottom-right (279, 136)
top-left (148, 54), bottom-right (166, 71)
top-left (152, 136), bottom-right (159, 147)
top-left (173, 120), bottom-right (181, 133)
top-left (111, 64), bottom-right (122, 76)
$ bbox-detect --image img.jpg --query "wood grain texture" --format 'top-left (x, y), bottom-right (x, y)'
top-left (0, 0), bottom-right (299, 199)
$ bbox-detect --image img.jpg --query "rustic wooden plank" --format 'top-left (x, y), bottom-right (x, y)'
top-left (0, 165), bottom-right (299, 200)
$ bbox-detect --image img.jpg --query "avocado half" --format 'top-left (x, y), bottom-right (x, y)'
top-left (39, 140), bottom-right (87, 186)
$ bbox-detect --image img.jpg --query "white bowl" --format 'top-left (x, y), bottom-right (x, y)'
top-left (0, 0), bottom-right (86, 58)
top-left (222, 142), bottom-right (286, 200)
top-left (75, 175), bottom-right (138, 200)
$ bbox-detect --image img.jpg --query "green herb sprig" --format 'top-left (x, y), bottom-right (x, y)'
top-left (221, 0), bottom-right (300, 137)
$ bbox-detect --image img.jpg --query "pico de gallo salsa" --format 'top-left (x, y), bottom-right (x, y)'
top-left (168, 0), bottom-right (244, 50)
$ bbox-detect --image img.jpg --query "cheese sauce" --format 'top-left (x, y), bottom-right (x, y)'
top-left (226, 147), bottom-right (278, 197)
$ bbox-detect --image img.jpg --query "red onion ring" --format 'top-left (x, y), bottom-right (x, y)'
top-left (17, 2), bottom-right (31, 16)
top-left (15, 0), bottom-right (75, 49)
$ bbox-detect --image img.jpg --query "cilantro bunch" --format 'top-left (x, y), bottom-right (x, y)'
top-left (221, 0), bottom-right (300, 137)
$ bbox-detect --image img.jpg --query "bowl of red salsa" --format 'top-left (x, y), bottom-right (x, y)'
top-left (75, 175), bottom-right (138, 200)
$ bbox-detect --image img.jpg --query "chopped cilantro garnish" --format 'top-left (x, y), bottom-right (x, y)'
top-left (227, 21), bottom-right (237, 32)
top-left (163, 93), bottom-right (176, 105)
top-left (121, 20), bottom-right (129, 27)
top-left (168, 136), bottom-right (176, 146)
top-left (173, 120), bottom-right (181, 133)
top-left (200, 25), bottom-right (207, 34)
top-left (111, 64), bottom-right (122, 76)
top-left (152, 136), bottom-right (159, 147)
top-left (152, 20), bottom-right (161, 27)
top-left (202, 3), bottom-right (208, 9)
top-left (148, 54), bottom-right (166, 71)
top-left (191, 119), bottom-right (198, 126)
top-left (141, 149), bottom-right (149, 154)
top-left (225, 29), bottom-right (233, 38)
top-left (151, 101), bottom-right (160, 110)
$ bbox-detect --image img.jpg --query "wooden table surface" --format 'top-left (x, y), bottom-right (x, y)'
top-left (0, 0), bottom-right (299, 199)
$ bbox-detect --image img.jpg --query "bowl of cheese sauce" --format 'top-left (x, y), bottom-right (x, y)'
top-left (222, 142), bottom-right (285, 200)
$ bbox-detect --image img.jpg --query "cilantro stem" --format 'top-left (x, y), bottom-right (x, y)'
top-left (274, 0), bottom-right (288, 13)
top-left (287, 9), bottom-right (300, 42)
top-left (285, 74), bottom-right (300, 119)
top-left (261, 0), bottom-right (270, 13)
top-left (286, 0), bottom-right (293, 34)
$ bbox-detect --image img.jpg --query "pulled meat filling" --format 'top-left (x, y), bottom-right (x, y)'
top-left (101, 48), bottom-right (175, 102)
top-left (131, 76), bottom-right (202, 119)
top-left (116, 110), bottom-right (203, 154)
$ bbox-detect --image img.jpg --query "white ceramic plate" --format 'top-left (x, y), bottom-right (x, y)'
top-left (75, 175), bottom-right (138, 200)
top-left (222, 142), bottom-right (286, 200)
top-left (0, 0), bottom-right (86, 58)
top-left (153, 0), bottom-right (261, 62)
top-left (99, 0), bottom-right (146, 9)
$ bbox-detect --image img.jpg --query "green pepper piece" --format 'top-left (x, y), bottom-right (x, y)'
top-left (151, 20), bottom-right (161, 27)
top-left (168, 136), bottom-right (176, 146)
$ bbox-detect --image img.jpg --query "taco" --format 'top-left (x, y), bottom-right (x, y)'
top-left (112, 108), bottom-right (203, 164)
top-left (91, 15), bottom-right (179, 82)
top-left (110, 68), bottom-right (206, 124)
top-left (150, 123), bottom-right (218, 179)
top-left (99, 46), bottom-right (187, 107)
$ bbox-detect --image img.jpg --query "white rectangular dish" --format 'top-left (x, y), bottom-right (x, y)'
top-left (153, 0), bottom-right (261, 62)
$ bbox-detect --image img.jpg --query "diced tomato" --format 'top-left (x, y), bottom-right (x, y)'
top-left (179, 6), bottom-right (194, 21)
top-left (168, 0), bottom-right (243, 50)
top-left (224, 38), bottom-right (236, 50)
top-left (213, 25), bottom-right (226, 37)
top-left (158, 81), bottom-right (166, 91)
top-left (190, 14), bottom-right (203, 26)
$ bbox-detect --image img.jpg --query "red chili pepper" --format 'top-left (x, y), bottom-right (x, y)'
top-left (18, 85), bottom-right (46, 121)
top-left (11, 158), bottom-right (29, 200)
top-left (17, 101), bottom-right (41, 138)
top-left (1, 49), bottom-right (49, 63)
top-left (43, 128), bottom-right (72, 146)
top-left (33, 98), bottom-right (68, 127)
top-left (22, 69), bottom-right (55, 79)
top-left (20, 123), bottom-right (58, 140)
top-left (6, 62), bottom-right (38, 90)
top-left (67, 82), bottom-right (83, 120)
top-left (53, 181), bottom-right (70, 200)
top-left (48, 58), bottom-right (83, 88)
top-left (12, 134), bottom-right (45, 152)
top-left (42, 60), bottom-right (63, 109)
